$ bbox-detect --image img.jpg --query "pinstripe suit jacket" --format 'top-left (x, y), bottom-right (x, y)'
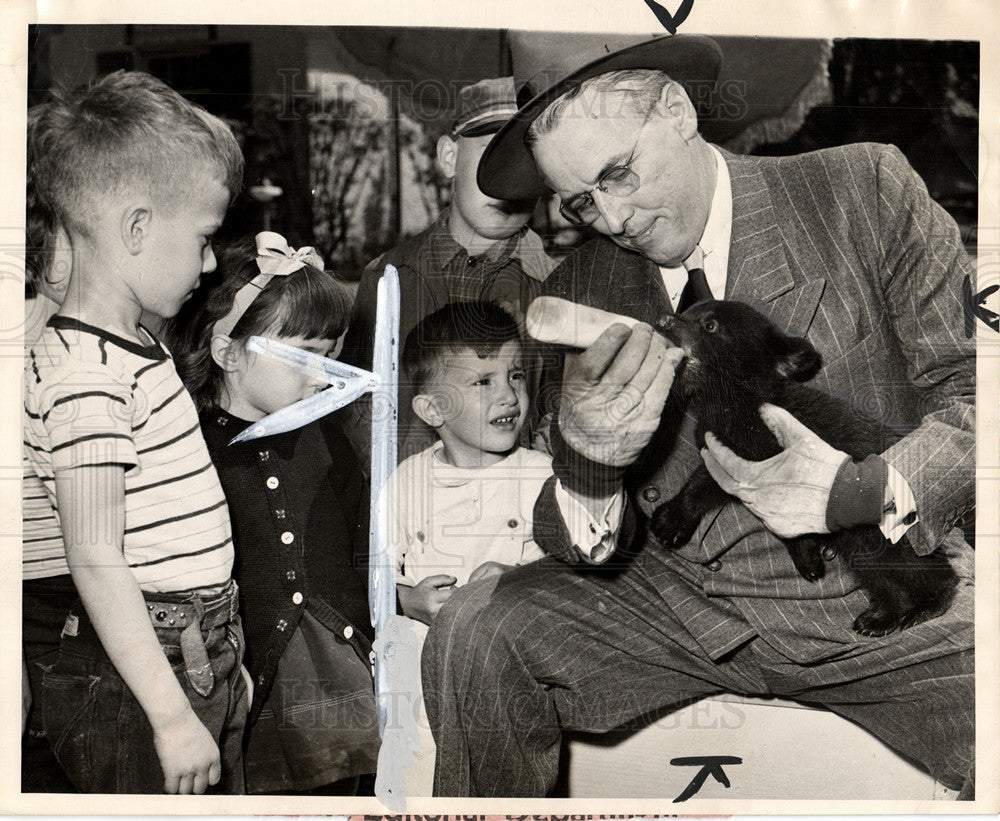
top-left (535, 142), bottom-right (975, 665)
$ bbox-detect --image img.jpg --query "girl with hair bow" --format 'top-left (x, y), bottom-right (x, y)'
top-left (168, 232), bottom-right (380, 794)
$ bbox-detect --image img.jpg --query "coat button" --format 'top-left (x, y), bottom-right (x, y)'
top-left (281, 531), bottom-right (294, 544)
top-left (286, 570), bottom-right (296, 581)
top-left (292, 591), bottom-right (303, 605)
top-left (642, 487), bottom-right (660, 503)
top-left (343, 625), bottom-right (354, 639)
top-left (258, 450), bottom-right (270, 462)
top-left (266, 476), bottom-right (279, 490)
top-left (706, 559), bottom-right (722, 571)
top-left (821, 545), bottom-right (838, 561)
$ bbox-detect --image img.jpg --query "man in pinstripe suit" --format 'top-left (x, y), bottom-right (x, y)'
top-left (422, 33), bottom-right (975, 798)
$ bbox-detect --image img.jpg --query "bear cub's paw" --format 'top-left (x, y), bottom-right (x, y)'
top-left (852, 605), bottom-right (903, 637)
top-left (650, 496), bottom-right (700, 549)
top-left (786, 537), bottom-right (826, 582)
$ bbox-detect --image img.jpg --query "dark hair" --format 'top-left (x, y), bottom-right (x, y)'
top-left (402, 301), bottom-right (522, 393)
top-left (31, 70), bottom-right (243, 239)
top-left (167, 235), bottom-right (353, 412)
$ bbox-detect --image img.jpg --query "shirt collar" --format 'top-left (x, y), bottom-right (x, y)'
top-left (658, 144), bottom-right (733, 304)
top-left (698, 144), bottom-right (733, 283)
top-left (428, 440), bottom-right (523, 486)
top-left (426, 206), bottom-right (556, 283)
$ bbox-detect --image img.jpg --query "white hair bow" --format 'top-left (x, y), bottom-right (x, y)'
top-left (213, 231), bottom-right (325, 338)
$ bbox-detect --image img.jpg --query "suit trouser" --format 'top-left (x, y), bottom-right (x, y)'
top-left (422, 548), bottom-right (975, 798)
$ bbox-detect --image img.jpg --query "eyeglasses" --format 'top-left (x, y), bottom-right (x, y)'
top-left (557, 110), bottom-right (652, 227)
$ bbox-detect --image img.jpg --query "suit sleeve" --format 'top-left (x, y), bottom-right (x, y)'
top-left (874, 144), bottom-right (975, 554)
top-left (531, 247), bottom-right (646, 565)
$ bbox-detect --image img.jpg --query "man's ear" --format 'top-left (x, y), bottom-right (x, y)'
top-left (411, 392), bottom-right (444, 428)
top-left (38, 224), bottom-right (73, 302)
top-left (121, 204), bottom-right (152, 255)
top-left (656, 80), bottom-right (698, 140)
top-left (210, 334), bottom-right (244, 372)
top-left (436, 134), bottom-right (458, 180)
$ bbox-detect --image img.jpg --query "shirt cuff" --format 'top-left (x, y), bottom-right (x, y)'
top-left (881, 463), bottom-right (918, 543)
top-left (553, 479), bottom-right (625, 563)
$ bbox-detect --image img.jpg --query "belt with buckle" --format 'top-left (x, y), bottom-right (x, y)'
top-left (143, 581), bottom-right (239, 698)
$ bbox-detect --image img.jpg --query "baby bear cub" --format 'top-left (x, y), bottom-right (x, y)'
top-left (651, 300), bottom-right (956, 637)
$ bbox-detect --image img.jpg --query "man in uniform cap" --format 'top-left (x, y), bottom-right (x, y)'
top-left (422, 31), bottom-right (975, 798)
top-left (342, 77), bottom-right (556, 463)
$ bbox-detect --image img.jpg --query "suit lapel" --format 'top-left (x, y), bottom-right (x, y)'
top-left (592, 240), bottom-right (671, 324)
top-left (665, 151), bottom-right (829, 564)
top-left (722, 149), bottom-right (825, 338)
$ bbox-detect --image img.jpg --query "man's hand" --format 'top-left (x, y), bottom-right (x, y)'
top-left (467, 561), bottom-right (513, 585)
top-left (701, 403), bottom-right (849, 538)
top-left (560, 323), bottom-right (683, 467)
top-left (396, 575), bottom-right (457, 625)
top-left (151, 706), bottom-right (221, 794)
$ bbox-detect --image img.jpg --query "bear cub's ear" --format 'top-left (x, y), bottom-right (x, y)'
top-left (774, 334), bottom-right (822, 382)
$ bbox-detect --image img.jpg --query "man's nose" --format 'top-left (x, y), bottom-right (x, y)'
top-left (592, 188), bottom-right (633, 236)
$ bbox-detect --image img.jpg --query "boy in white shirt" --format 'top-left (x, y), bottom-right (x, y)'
top-left (382, 301), bottom-right (551, 796)
top-left (392, 301), bottom-right (552, 625)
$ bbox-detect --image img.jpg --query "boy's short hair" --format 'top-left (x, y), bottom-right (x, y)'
top-left (31, 70), bottom-right (244, 238)
top-left (26, 104), bottom-right (59, 296)
top-left (402, 301), bottom-right (522, 393)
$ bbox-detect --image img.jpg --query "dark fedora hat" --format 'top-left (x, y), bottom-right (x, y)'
top-left (479, 30), bottom-right (832, 201)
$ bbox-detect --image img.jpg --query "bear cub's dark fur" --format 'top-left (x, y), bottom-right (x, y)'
top-left (651, 300), bottom-right (957, 637)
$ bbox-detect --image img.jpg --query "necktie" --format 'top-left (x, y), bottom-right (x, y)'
top-left (677, 246), bottom-right (713, 314)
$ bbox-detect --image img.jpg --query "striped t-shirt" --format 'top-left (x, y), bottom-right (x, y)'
top-left (23, 316), bottom-right (234, 593)
top-left (22, 453), bottom-right (67, 580)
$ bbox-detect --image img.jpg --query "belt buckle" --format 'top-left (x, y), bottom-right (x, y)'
top-left (147, 601), bottom-right (192, 629)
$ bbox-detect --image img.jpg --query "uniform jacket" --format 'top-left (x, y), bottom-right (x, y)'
top-left (534, 143), bottom-right (976, 665)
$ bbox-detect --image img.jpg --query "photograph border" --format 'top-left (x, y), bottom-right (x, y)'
top-left (1, 0), bottom-right (996, 815)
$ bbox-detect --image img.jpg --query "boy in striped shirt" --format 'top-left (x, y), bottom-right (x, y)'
top-left (23, 71), bottom-right (246, 794)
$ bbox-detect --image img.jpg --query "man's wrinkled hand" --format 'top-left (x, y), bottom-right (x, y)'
top-left (701, 403), bottom-right (849, 538)
top-left (559, 323), bottom-right (683, 468)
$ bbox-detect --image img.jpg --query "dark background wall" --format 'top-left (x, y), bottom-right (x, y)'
top-left (28, 26), bottom-right (978, 276)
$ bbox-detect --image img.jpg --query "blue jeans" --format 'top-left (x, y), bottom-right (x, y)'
top-left (22, 575), bottom-right (78, 792)
top-left (41, 582), bottom-right (248, 794)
